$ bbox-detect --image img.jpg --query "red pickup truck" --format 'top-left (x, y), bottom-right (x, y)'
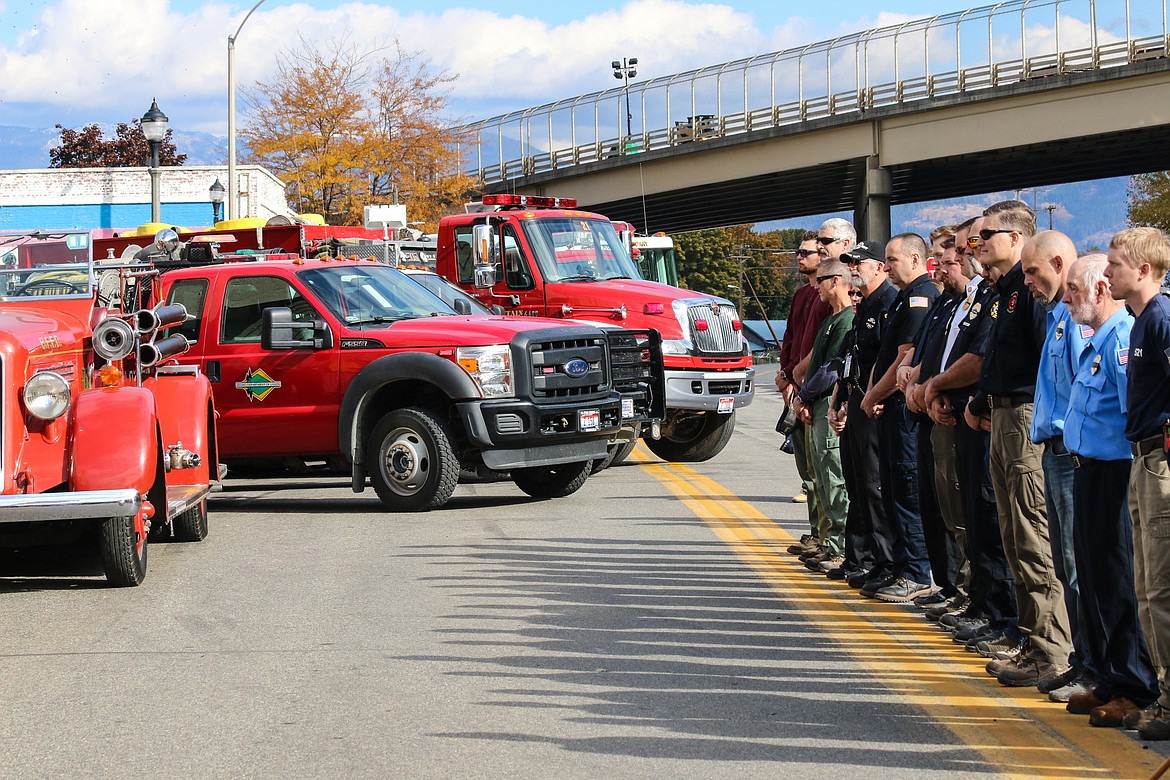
top-left (154, 252), bottom-right (662, 511)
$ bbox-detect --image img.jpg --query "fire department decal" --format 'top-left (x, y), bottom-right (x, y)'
top-left (236, 368), bottom-right (282, 402)
top-left (1007, 291), bottom-right (1019, 313)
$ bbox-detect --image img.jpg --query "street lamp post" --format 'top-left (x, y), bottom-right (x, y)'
top-left (141, 99), bottom-right (169, 224)
top-left (228, 0), bottom-right (269, 221)
top-left (209, 178), bottom-right (226, 224)
top-left (611, 57), bottom-right (638, 143)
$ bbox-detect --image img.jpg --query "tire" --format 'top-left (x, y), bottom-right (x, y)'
top-left (607, 436), bottom-right (639, 467)
top-left (173, 500), bottom-right (208, 542)
top-left (368, 408), bottom-right (460, 512)
top-left (99, 515), bottom-right (147, 587)
top-left (512, 460), bottom-right (592, 498)
top-left (643, 410), bottom-right (736, 463)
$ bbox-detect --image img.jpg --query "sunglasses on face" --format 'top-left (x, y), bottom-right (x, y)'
top-left (817, 236), bottom-right (843, 246)
top-left (979, 228), bottom-right (1015, 241)
top-left (849, 290), bottom-right (863, 298)
top-left (965, 236), bottom-right (979, 248)
top-left (816, 274), bottom-right (841, 284)
top-left (794, 249), bottom-right (816, 258)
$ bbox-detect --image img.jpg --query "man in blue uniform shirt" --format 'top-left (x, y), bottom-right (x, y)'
top-left (1103, 227), bottom-right (1170, 739)
top-left (1060, 254), bottom-right (1157, 729)
top-left (1022, 230), bottom-right (1094, 695)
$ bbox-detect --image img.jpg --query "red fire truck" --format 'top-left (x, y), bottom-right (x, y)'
top-left (0, 229), bottom-right (218, 586)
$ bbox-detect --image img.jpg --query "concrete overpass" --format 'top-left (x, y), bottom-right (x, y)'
top-left (463, 0), bottom-right (1170, 239)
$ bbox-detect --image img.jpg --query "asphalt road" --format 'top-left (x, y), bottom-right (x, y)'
top-left (1, 366), bottom-right (1166, 779)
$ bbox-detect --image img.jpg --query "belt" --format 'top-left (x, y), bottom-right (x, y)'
top-left (1132, 435), bottom-right (1164, 457)
top-left (987, 393), bottom-right (1032, 409)
top-left (1071, 453), bottom-right (1090, 469)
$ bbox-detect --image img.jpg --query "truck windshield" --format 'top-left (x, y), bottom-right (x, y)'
top-left (298, 264), bottom-right (456, 325)
top-left (520, 217), bottom-right (643, 283)
top-left (0, 230), bottom-right (94, 300)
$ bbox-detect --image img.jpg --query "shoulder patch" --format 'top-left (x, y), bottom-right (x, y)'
top-left (1118, 347), bottom-right (1129, 366)
top-left (1007, 291), bottom-right (1019, 313)
top-left (909, 296), bottom-right (929, 308)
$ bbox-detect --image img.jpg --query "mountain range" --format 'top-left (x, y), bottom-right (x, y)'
top-left (0, 124), bottom-right (1133, 250)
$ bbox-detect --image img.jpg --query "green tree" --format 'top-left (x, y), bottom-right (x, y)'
top-left (242, 36), bottom-right (476, 228)
top-left (1128, 171), bottom-right (1170, 232)
top-left (674, 225), bottom-right (807, 320)
top-left (50, 121), bottom-right (185, 168)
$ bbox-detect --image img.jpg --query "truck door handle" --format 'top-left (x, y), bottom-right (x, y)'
top-left (207, 360), bottom-right (221, 383)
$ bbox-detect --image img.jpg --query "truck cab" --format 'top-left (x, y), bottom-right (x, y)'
top-left (434, 195), bottom-right (754, 462)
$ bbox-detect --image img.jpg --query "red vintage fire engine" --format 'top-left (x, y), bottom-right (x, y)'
top-left (0, 229), bottom-right (219, 586)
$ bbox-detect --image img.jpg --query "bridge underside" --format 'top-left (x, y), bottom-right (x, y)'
top-left (585, 124), bottom-right (1170, 234)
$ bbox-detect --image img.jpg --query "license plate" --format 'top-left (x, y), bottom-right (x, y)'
top-left (580, 409), bottom-right (601, 432)
top-left (717, 396), bottom-right (735, 414)
top-left (621, 398), bottom-right (634, 419)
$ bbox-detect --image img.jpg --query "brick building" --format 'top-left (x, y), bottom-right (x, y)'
top-left (0, 165), bottom-right (292, 232)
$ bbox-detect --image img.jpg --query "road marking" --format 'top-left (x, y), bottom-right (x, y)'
top-left (636, 453), bottom-right (1162, 779)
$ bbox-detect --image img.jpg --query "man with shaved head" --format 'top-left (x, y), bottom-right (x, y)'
top-left (1020, 229), bottom-right (1095, 699)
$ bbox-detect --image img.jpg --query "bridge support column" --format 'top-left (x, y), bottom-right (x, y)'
top-left (854, 157), bottom-right (892, 244)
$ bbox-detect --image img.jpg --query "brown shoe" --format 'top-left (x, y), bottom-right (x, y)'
top-left (997, 657), bottom-right (1067, 688)
top-left (1090, 697), bottom-right (1142, 727)
top-left (786, 534), bottom-right (817, 556)
top-left (1067, 689), bottom-right (1109, 715)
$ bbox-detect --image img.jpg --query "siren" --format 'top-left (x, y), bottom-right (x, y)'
top-left (138, 334), bottom-right (191, 367)
top-left (93, 317), bottom-right (137, 361)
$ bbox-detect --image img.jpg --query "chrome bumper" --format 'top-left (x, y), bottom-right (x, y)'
top-left (663, 367), bottom-right (756, 411)
top-left (0, 488), bottom-right (142, 523)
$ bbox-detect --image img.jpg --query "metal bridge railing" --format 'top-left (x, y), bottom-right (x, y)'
top-left (459, 0), bottom-right (1169, 186)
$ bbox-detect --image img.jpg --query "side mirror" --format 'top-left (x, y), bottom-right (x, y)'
top-left (261, 307), bottom-right (333, 350)
top-left (471, 224), bottom-right (498, 288)
top-left (453, 298), bottom-right (472, 315)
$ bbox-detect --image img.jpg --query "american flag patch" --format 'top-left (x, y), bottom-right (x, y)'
top-left (1119, 348), bottom-right (1129, 365)
top-left (1080, 325), bottom-right (1095, 339)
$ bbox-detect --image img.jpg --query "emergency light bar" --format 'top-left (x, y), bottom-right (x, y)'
top-left (480, 194), bottom-right (577, 209)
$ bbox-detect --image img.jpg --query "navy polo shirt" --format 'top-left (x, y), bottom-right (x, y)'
top-left (979, 261), bottom-right (1046, 398)
top-left (1125, 293), bottom-right (1170, 442)
top-left (912, 291), bottom-right (960, 380)
top-left (847, 279), bottom-right (898, 390)
top-left (872, 273), bottom-right (939, 401)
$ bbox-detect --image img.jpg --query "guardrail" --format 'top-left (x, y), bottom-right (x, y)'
top-left (461, 0), bottom-right (1168, 186)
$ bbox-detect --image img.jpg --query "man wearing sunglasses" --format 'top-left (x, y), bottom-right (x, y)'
top-left (860, 232), bottom-right (939, 603)
top-left (817, 218), bottom-right (855, 262)
top-left (832, 241), bottom-right (897, 587)
top-left (777, 231), bottom-right (832, 556)
top-left (964, 200), bottom-right (1072, 691)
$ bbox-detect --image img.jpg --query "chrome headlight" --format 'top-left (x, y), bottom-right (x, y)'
top-left (457, 345), bottom-right (514, 398)
top-left (24, 371), bottom-right (71, 420)
top-left (661, 339), bottom-right (691, 356)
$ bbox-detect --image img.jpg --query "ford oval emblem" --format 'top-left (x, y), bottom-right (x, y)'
top-left (564, 358), bottom-right (589, 377)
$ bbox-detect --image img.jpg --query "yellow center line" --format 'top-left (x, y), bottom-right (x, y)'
top-left (635, 452), bottom-right (1162, 779)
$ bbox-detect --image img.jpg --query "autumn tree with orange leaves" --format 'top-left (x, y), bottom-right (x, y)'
top-left (241, 37), bottom-right (476, 229)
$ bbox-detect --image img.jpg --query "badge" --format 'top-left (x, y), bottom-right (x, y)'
top-left (1091, 355), bottom-right (1101, 375)
top-left (1054, 321), bottom-right (1064, 341)
top-left (1119, 347), bottom-right (1129, 366)
top-left (1007, 291), bottom-right (1019, 313)
top-left (236, 368), bottom-right (282, 401)
top-left (866, 317), bottom-right (876, 329)
top-left (990, 300), bottom-right (1000, 319)
top-left (968, 302), bottom-right (982, 321)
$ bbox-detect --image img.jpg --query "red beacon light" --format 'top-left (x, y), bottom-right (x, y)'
top-left (480, 194), bottom-right (577, 209)
top-left (695, 319), bottom-right (709, 331)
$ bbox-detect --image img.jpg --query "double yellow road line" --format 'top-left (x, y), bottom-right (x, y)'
top-left (639, 454), bottom-right (1163, 779)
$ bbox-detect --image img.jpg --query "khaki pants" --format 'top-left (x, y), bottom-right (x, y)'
top-left (989, 403), bottom-right (1071, 665)
top-left (1130, 449), bottom-right (1170, 707)
top-left (931, 423), bottom-right (969, 594)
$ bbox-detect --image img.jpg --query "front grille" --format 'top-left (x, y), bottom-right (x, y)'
top-left (528, 336), bottom-right (609, 400)
top-left (709, 380), bottom-right (745, 395)
top-left (687, 302), bottom-right (742, 354)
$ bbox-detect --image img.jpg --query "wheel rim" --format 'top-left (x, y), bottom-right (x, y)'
top-left (378, 426), bottom-right (432, 496)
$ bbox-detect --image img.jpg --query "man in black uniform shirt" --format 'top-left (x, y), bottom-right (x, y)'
top-left (965, 200), bottom-right (1072, 690)
top-left (859, 233), bottom-right (939, 602)
top-left (831, 242), bottom-right (897, 586)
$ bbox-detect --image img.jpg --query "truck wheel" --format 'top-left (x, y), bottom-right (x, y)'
top-left (368, 408), bottom-right (459, 512)
top-left (512, 460), bottom-right (592, 498)
top-left (173, 500), bottom-right (209, 542)
top-left (643, 411), bottom-right (736, 463)
top-left (99, 515), bottom-right (148, 587)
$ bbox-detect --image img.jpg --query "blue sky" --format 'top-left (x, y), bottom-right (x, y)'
top-left (0, 0), bottom-right (973, 133)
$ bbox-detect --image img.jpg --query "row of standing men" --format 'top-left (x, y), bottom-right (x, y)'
top-left (773, 201), bottom-right (1170, 741)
